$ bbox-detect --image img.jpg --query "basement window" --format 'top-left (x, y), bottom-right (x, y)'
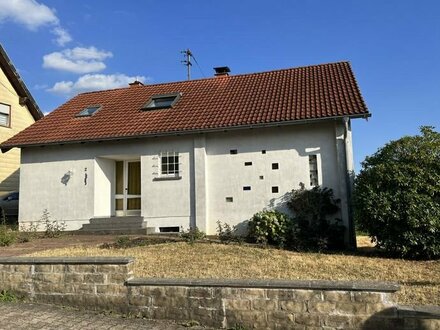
top-left (272, 186), bottom-right (279, 193)
top-left (226, 197), bottom-right (233, 203)
top-left (230, 149), bottom-right (238, 155)
top-left (159, 226), bottom-right (180, 233)
top-left (77, 105), bottom-right (101, 117)
top-left (244, 162), bottom-right (252, 166)
top-left (143, 93), bottom-right (181, 110)
top-left (243, 186), bottom-right (251, 191)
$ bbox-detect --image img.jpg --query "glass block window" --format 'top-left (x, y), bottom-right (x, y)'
top-left (0, 103), bottom-right (11, 127)
top-left (160, 151), bottom-right (179, 176)
top-left (309, 155), bottom-right (319, 186)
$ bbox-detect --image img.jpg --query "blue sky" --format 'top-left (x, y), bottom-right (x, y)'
top-left (0, 0), bottom-right (439, 170)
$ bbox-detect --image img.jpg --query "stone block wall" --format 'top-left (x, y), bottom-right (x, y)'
top-left (0, 257), bottom-right (439, 329)
top-left (0, 257), bottom-right (133, 312)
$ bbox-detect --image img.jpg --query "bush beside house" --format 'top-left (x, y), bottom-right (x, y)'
top-left (354, 127), bottom-right (440, 260)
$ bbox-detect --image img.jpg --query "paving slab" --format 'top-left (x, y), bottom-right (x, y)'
top-left (0, 302), bottom-right (213, 330)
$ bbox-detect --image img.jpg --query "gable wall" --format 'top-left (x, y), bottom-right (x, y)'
top-left (0, 65), bottom-right (36, 193)
top-left (205, 123), bottom-right (341, 234)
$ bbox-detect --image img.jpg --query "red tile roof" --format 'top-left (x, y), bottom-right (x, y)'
top-left (0, 62), bottom-right (369, 151)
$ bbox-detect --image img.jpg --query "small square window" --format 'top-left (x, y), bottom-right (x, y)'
top-left (225, 197), bottom-right (233, 202)
top-left (77, 105), bottom-right (101, 117)
top-left (230, 149), bottom-right (238, 155)
top-left (262, 150), bottom-right (266, 154)
top-left (244, 162), bottom-right (252, 166)
top-left (143, 93), bottom-right (181, 110)
top-left (272, 163), bottom-right (279, 170)
top-left (259, 175), bottom-right (264, 180)
top-left (243, 186), bottom-right (251, 191)
top-left (272, 186), bottom-right (279, 193)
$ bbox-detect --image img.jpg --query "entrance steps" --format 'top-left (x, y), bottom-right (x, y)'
top-left (80, 216), bottom-right (148, 234)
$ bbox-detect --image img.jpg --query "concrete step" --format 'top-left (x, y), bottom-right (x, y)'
top-left (80, 216), bottom-right (147, 234)
top-left (79, 228), bottom-right (148, 235)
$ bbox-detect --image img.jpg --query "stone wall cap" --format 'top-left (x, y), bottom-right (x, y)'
top-left (126, 278), bottom-right (400, 292)
top-left (0, 257), bottom-right (135, 265)
top-left (398, 305), bottom-right (440, 319)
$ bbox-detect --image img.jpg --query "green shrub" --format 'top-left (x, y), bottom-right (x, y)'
top-left (248, 210), bottom-right (290, 247)
top-left (216, 221), bottom-right (244, 244)
top-left (180, 227), bottom-right (206, 243)
top-left (287, 184), bottom-right (345, 250)
top-left (0, 290), bottom-right (18, 302)
top-left (0, 225), bottom-right (17, 246)
top-left (40, 209), bottom-right (66, 238)
top-left (355, 126), bottom-right (440, 259)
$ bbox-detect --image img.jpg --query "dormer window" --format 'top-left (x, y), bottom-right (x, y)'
top-left (143, 93), bottom-right (181, 110)
top-left (77, 105), bottom-right (101, 117)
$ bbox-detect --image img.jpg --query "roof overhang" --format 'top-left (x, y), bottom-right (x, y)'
top-left (0, 113), bottom-right (371, 153)
top-left (0, 43), bottom-right (44, 121)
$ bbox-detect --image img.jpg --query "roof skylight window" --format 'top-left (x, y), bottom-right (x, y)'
top-left (77, 105), bottom-right (101, 117)
top-left (143, 93), bottom-right (181, 110)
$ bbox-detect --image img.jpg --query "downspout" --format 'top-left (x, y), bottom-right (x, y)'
top-left (342, 117), bottom-right (356, 249)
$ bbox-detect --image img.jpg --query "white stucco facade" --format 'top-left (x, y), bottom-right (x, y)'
top-left (18, 119), bottom-right (354, 240)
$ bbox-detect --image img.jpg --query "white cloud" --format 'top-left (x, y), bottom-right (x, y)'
top-left (48, 74), bottom-right (147, 95)
top-left (0, 0), bottom-right (72, 45)
top-left (43, 47), bottom-right (113, 73)
top-left (51, 27), bottom-right (72, 46)
top-left (0, 0), bottom-right (58, 30)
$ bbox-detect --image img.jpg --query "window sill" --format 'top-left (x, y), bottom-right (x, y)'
top-left (153, 176), bottom-right (182, 181)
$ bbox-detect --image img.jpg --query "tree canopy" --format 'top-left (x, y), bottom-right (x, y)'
top-left (354, 126), bottom-right (440, 259)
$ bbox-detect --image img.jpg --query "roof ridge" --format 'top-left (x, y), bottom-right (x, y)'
top-left (77, 61), bottom-right (351, 96)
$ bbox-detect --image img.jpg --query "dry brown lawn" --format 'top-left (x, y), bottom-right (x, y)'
top-left (29, 236), bottom-right (439, 306)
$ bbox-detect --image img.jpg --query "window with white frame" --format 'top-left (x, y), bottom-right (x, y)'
top-left (309, 155), bottom-right (319, 186)
top-left (0, 103), bottom-right (11, 127)
top-left (160, 151), bottom-right (179, 176)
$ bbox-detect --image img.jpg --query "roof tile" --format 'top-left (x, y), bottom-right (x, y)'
top-left (1, 61), bottom-right (369, 149)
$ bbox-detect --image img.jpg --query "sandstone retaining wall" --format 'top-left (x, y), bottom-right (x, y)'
top-left (0, 257), bottom-right (438, 329)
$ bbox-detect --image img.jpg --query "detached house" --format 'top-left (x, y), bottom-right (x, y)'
top-left (0, 62), bottom-right (369, 245)
top-left (0, 44), bottom-right (43, 194)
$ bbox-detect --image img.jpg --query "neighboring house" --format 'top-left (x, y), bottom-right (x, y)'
top-left (0, 44), bottom-right (43, 194)
top-left (0, 62), bottom-right (369, 246)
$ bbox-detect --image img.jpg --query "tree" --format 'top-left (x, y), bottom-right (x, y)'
top-left (354, 126), bottom-right (440, 259)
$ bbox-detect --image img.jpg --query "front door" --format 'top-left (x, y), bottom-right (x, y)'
top-left (115, 160), bottom-right (141, 216)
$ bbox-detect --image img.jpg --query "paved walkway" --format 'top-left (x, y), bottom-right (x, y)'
top-left (0, 302), bottom-right (211, 329)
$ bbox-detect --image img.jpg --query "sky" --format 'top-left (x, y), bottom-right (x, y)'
top-left (0, 0), bottom-right (439, 171)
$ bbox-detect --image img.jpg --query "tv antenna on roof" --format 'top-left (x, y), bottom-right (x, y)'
top-left (181, 49), bottom-right (205, 81)
top-left (181, 49), bottom-right (193, 81)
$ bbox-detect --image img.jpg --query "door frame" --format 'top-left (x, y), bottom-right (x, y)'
top-left (115, 160), bottom-right (141, 216)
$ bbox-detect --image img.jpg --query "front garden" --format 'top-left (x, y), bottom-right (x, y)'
top-left (27, 235), bottom-right (439, 306)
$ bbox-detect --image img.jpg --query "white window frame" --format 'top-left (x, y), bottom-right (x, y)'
top-left (309, 154), bottom-right (320, 187)
top-left (0, 103), bottom-right (11, 127)
top-left (159, 151), bottom-right (180, 177)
